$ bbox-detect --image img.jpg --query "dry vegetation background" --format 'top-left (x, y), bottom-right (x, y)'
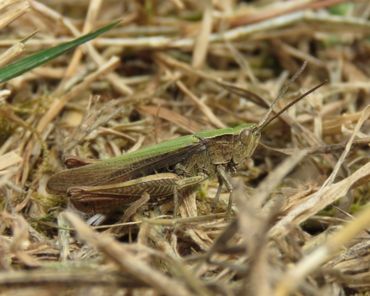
top-left (0, 0), bottom-right (370, 295)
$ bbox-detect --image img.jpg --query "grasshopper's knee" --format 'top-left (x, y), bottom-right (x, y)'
top-left (174, 163), bottom-right (188, 175)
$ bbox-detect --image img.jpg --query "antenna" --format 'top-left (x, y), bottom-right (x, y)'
top-left (257, 62), bottom-right (307, 129)
top-left (257, 80), bottom-right (327, 132)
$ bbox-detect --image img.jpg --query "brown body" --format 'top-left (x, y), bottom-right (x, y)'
top-left (47, 125), bottom-right (260, 214)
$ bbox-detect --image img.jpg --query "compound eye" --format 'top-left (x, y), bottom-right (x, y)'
top-left (240, 129), bottom-right (251, 145)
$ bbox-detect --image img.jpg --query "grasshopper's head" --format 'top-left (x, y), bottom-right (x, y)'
top-left (240, 125), bottom-right (261, 157)
top-left (232, 125), bottom-right (261, 164)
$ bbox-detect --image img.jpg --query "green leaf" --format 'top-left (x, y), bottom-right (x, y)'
top-left (328, 3), bottom-right (353, 16)
top-left (0, 20), bottom-right (119, 83)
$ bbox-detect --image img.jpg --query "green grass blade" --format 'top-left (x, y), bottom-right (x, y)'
top-left (0, 20), bottom-right (119, 83)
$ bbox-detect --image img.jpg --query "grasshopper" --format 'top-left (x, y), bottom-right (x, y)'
top-left (47, 82), bottom-right (325, 218)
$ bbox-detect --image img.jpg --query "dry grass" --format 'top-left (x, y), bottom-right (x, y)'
top-left (1, 1), bottom-right (370, 295)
